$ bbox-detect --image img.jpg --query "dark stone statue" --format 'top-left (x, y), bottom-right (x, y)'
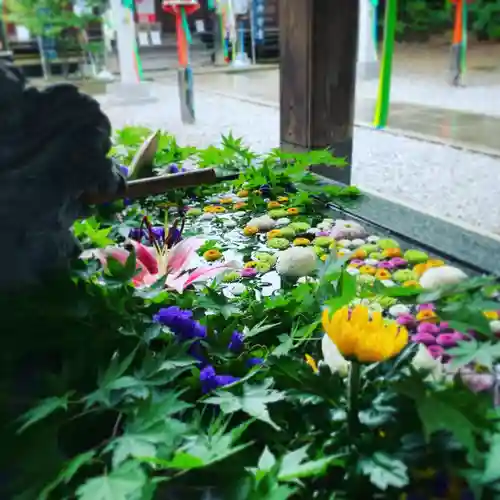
top-left (0, 60), bottom-right (126, 289)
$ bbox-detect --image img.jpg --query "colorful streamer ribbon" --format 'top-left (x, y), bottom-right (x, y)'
top-left (460, 0), bottom-right (468, 76)
top-left (370, 0), bottom-right (379, 50)
top-left (373, 0), bottom-right (396, 129)
top-left (122, 0), bottom-right (143, 81)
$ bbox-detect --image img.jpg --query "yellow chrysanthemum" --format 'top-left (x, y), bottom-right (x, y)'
top-left (267, 201), bottom-right (282, 209)
top-left (237, 190), bottom-right (249, 197)
top-left (293, 237), bottom-right (311, 246)
top-left (322, 305), bottom-right (408, 363)
top-left (219, 198), bottom-right (233, 204)
top-left (267, 229), bottom-right (282, 240)
top-left (277, 196), bottom-right (289, 203)
top-left (484, 311), bottom-right (499, 320)
top-left (203, 249), bottom-right (222, 261)
top-left (415, 309), bottom-right (438, 322)
top-left (243, 226), bottom-right (259, 236)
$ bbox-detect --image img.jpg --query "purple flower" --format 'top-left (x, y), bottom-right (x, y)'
top-left (168, 163), bottom-right (180, 174)
top-left (151, 226), bottom-right (165, 241)
top-left (412, 333), bottom-right (436, 345)
top-left (389, 257), bottom-right (407, 268)
top-left (417, 322), bottom-right (440, 335)
top-left (247, 357), bottom-right (264, 367)
top-left (119, 165), bottom-right (129, 177)
top-left (436, 333), bottom-right (463, 348)
top-left (460, 368), bottom-right (494, 393)
top-left (350, 259), bottom-right (365, 266)
top-left (165, 226), bottom-right (182, 248)
top-left (378, 261), bottom-right (395, 270)
top-left (317, 231), bottom-right (330, 237)
top-left (427, 345), bottom-right (445, 359)
top-left (439, 321), bottom-right (450, 330)
top-left (129, 228), bottom-right (145, 241)
top-left (200, 365), bottom-right (239, 393)
top-left (240, 268), bottom-right (258, 278)
top-left (228, 331), bottom-right (244, 352)
top-left (154, 306), bottom-right (207, 340)
top-left (396, 313), bottom-right (416, 327)
top-left (417, 303), bottom-right (435, 312)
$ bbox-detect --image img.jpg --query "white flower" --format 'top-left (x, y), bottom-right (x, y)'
top-left (388, 304), bottom-right (411, 317)
top-left (321, 335), bottom-right (350, 376)
top-left (490, 320), bottom-right (500, 334)
top-left (411, 344), bottom-right (444, 381)
top-left (367, 235), bottom-right (380, 243)
top-left (351, 238), bottom-right (366, 247)
top-left (247, 215), bottom-right (276, 231)
top-left (419, 266), bottom-right (467, 290)
top-left (364, 258), bottom-right (379, 266)
top-left (337, 239), bottom-right (354, 248)
top-left (226, 283), bottom-right (247, 296)
top-left (276, 247), bottom-right (317, 277)
top-left (275, 217), bottom-right (291, 227)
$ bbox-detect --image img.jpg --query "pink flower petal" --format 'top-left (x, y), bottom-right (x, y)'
top-left (102, 246), bottom-right (151, 285)
top-left (128, 240), bottom-right (158, 274)
top-left (166, 237), bottom-right (204, 274)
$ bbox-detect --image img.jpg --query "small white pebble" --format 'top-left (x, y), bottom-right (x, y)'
top-left (322, 218), bottom-right (334, 226)
top-left (364, 258), bottom-right (379, 266)
top-left (351, 238), bottom-right (366, 247)
top-left (200, 213), bottom-right (215, 220)
top-left (224, 220), bottom-right (237, 228)
top-left (367, 235), bottom-right (380, 243)
top-left (388, 304), bottom-right (411, 317)
top-left (232, 211), bottom-right (246, 217)
top-left (337, 239), bottom-right (353, 248)
top-left (490, 320), bottom-right (500, 334)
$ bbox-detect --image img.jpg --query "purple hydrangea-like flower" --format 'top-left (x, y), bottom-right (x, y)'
top-left (396, 313), bottom-right (416, 327)
top-left (119, 165), bottom-right (129, 177)
top-left (228, 331), bottom-right (244, 352)
top-left (154, 306), bottom-right (207, 340)
top-left (427, 345), bottom-right (445, 359)
top-left (389, 257), bottom-right (407, 268)
top-left (436, 332), bottom-right (463, 347)
top-left (378, 261), bottom-right (395, 270)
top-left (412, 333), bottom-right (436, 345)
top-left (417, 303), bottom-right (435, 312)
top-left (417, 322), bottom-right (440, 335)
top-left (200, 365), bottom-right (240, 393)
top-left (241, 268), bottom-right (258, 278)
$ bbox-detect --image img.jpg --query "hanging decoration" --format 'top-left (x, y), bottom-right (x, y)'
top-left (370, 0), bottom-right (378, 50)
top-left (449, 0), bottom-right (472, 86)
top-left (373, 0), bottom-right (396, 129)
top-left (163, 0), bottom-right (199, 123)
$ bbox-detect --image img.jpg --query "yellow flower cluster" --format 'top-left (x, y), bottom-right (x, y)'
top-left (322, 305), bottom-right (408, 363)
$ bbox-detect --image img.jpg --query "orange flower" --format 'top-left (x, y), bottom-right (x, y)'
top-left (427, 259), bottom-right (445, 268)
top-left (219, 198), bottom-right (233, 204)
top-left (287, 208), bottom-right (299, 215)
top-left (237, 190), bottom-right (249, 197)
top-left (352, 248), bottom-right (368, 259)
top-left (375, 269), bottom-right (392, 280)
top-left (277, 196), bottom-right (289, 203)
top-left (382, 247), bottom-right (402, 258)
top-left (204, 249), bottom-right (222, 261)
top-left (243, 226), bottom-right (259, 236)
top-left (267, 201), bottom-right (282, 209)
top-left (233, 202), bottom-right (247, 210)
top-left (416, 309), bottom-right (438, 322)
top-left (413, 263), bottom-right (428, 277)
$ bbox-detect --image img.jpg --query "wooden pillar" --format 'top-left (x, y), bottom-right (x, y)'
top-left (280, 0), bottom-right (359, 185)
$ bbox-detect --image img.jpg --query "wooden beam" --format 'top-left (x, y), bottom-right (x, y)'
top-left (279, 0), bottom-right (359, 185)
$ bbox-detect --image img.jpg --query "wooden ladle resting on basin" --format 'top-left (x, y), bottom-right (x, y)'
top-left (82, 130), bottom-right (218, 205)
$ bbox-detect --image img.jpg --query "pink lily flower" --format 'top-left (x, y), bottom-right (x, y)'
top-left (81, 237), bottom-right (239, 292)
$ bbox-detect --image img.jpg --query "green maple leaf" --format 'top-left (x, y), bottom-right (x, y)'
top-left (107, 435), bottom-right (158, 467)
top-left (278, 446), bottom-right (343, 481)
top-left (481, 433), bottom-right (500, 484)
top-left (359, 453), bottom-right (409, 490)
top-left (205, 379), bottom-right (284, 429)
top-left (447, 339), bottom-right (500, 370)
top-left (76, 462), bottom-right (146, 500)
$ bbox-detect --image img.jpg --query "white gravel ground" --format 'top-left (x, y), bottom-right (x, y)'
top-left (100, 82), bottom-right (500, 236)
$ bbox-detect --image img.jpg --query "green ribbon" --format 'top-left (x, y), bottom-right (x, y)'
top-left (180, 7), bottom-right (192, 45)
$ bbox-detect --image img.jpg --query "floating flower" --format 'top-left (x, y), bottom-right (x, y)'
top-left (330, 220), bottom-right (366, 239)
top-left (404, 249), bottom-right (429, 264)
top-left (267, 237), bottom-right (290, 250)
top-left (275, 217), bottom-right (291, 227)
top-left (268, 201), bottom-right (282, 209)
top-left (243, 225), bottom-right (259, 236)
top-left (233, 202), bottom-right (247, 210)
top-left (244, 261), bottom-right (258, 268)
top-left (322, 305), bottom-right (408, 363)
top-left (293, 237), bottom-right (311, 246)
top-left (392, 269), bottom-right (417, 283)
top-left (419, 266), bottom-right (467, 290)
top-left (359, 265), bottom-right (377, 275)
top-left (200, 365), bottom-right (239, 393)
top-left (247, 215), bottom-right (276, 231)
top-left (277, 196), bottom-right (289, 203)
top-left (267, 229), bottom-right (282, 240)
top-left (377, 261), bottom-right (394, 270)
top-left (254, 252), bottom-right (277, 264)
top-left (375, 269), bottom-right (392, 280)
top-left (203, 205), bottom-right (225, 213)
top-left (268, 209), bottom-right (289, 219)
top-left (219, 197), bottom-right (234, 204)
top-left (378, 239), bottom-right (400, 250)
top-left (416, 309), bottom-right (438, 322)
top-left (254, 261), bottom-right (271, 273)
top-left (186, 208), bottom-right (202, 217)
top-left (276, 247), bottom-right (317, 277)
top-left (237, 189), bottom-right (249, 197)
top-left (240, 267), bottom-right (258, 278)
top-left (279, 227), bottom-right (296, 239)
top-left (228, 331), bottom-right (244, 352)
top-left (223, 271), bottom-right (240, 282)
top-left (204, 249), bottom-right (222, 262)
top-left (352, 248), bottom-right (368, 259)
top-left (382, 247), bottom-right (402, 258)
top-left (287, 207), bottom-right (300, 215)
top-left (305, 354), bottom-right (319, 373)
